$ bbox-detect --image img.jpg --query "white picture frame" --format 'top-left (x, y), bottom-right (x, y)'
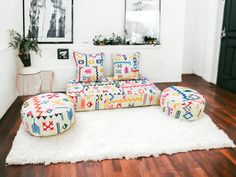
top-left (125, 0), bottom-right (160, 45)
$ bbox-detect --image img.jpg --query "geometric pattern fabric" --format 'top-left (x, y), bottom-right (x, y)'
top-left (113, 52), bottom-right (140, 80)
top-left (21, 93), bottom-right (75, 136)
top-left (66, 75), bottom-right (161, 112)
top-left (160, 86), bottom-right (205, 121)
top-left (73, 52), bottom-right (105, 82)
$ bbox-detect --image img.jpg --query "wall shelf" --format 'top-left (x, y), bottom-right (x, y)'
top-left (91, 44), bottom-right (161, 49)
top-left (37, 43), bottom-right (161, 50)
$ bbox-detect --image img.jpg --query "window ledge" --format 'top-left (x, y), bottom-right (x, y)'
top-left (92, 44), bottom-right (161, 49)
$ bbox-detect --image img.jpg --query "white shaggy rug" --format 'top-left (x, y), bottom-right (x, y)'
top-left (6, 106), bottom-right (235, 165)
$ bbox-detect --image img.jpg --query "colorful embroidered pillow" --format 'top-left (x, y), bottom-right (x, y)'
top-left (112, 52), bottom-right (140, 80)
top-left (73, 52), bottom-right (105, 82)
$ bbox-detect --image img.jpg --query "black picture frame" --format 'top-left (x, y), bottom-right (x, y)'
top-left (57, 49), bottom-right (69, 59)
top-left (23, 0), bottom-right (73, 44)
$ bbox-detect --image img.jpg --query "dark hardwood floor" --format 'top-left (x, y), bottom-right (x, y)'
top-left (0, 74), bottom-right (235, 177)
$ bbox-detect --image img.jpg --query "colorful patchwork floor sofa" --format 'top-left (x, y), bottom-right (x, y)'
top-left (66, 51), bottom-right (161, 111)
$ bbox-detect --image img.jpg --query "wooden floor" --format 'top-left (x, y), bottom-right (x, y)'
top-left (0, 74), bottom-right (235, 177)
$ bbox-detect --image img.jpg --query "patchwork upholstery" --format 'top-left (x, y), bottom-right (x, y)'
top-left (113, 52), bottom-right (140, 80)
top-left (21, 93), bottom-right (75, 136)
top-left (73, 52), bottom-right (105, 82)
top-left (66, 75), bottom-right (161, 111)
top-left (160, 86), bottom-right (205, 121)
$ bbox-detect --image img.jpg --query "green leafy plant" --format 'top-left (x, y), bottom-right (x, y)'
top-left (8, 29), bottom-right (40, 67)
top-left (9, 29), bottom-right (40, 55)
top-left (109, 33), bottom-right (123, 45)
top-left (93, 34), bottom-right (109, 45)
top-left (93, 33), bottom-right (124, 46)
top-left (93, 35), bottom-right (101, 45)
top-left (144, 36), bottom-right (158, 45)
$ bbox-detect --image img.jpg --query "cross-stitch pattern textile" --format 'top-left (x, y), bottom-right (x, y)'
top-left (113, 52), bottom-right (140, 80)
top-left (160, 86), bottom-right (205, 121)
top-left (66, 75), bottom-right (161, 111)
top-left (73, 52), bottom-right (105, 82)
top-left (21, 93), bottom-right (75, 136)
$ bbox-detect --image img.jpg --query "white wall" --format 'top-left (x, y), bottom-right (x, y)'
top-left (182, 0), bottom-right (225, 83)
top-left (0, 49), bottom-right (19, 119)
top-left (182, 0), bottom-right (201, 74)
top-left (28, 0), bottom-right (186, 91)
top-left (0, 0), bottom-right (22, 119)
top-left (203, 0), bottom-right (225, 83)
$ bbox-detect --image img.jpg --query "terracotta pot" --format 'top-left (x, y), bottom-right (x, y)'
top-left (19, 53), bottom-right (31, 67)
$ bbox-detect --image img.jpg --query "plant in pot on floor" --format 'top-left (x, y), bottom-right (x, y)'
top-left (8, 30), bottom-right (40, 67)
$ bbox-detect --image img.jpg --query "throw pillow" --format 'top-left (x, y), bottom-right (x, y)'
top-left (113, 52), bottom-right (140, 80)
top-left (73, 51), bottom-right (105, 82)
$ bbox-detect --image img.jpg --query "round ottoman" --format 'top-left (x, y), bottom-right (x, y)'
top-left (21, 93), bottom-right (75, 136)
top-left (160, 86), bottom-right (205, 121)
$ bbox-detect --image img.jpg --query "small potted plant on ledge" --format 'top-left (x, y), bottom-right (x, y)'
top-left (144, 36), bottom-right (159, 45)
top-left (8, 30), bottom-right (40, 67)
top-left (109, 33), bottom-right (123, 45)
top-left (93, 33), bottom-right (123, 46)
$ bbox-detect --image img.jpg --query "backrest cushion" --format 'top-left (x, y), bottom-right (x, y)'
top-left (73, 52), bottom-right (105, 82)
top-left (112, 52), bottom-right (140, 80)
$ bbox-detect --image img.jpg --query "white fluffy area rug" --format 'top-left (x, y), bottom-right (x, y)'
top-left (6, 106), bottom-right (235, 165)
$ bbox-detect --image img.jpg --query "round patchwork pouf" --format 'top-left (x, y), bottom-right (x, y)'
top-left (21, 93), bottom-right (75, 136)
top-left (160, 86), bottom-right (205, 121)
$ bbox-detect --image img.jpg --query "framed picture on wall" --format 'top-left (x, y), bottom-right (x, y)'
top-left (57, 49), bottom-right (69, 59)
top-left (23, 0), bottom-right (73, 44)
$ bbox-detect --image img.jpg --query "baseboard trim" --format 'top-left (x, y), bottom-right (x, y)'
top-left (0, 95), bottom-right (18, 120)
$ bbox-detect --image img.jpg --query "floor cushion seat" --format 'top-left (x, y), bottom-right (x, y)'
top-left (160, 86), bottom-right (205, 121)
top-left (21, 93), bottom-right (75, 136)
top-left (66, 75), bottom-right (161, 111)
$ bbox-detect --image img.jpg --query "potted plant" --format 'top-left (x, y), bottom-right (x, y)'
top-left (144, 36), bottom-right (159, 45)
top-left (93, 35), bottom-right (101, 45)
top-left (8, 30), bottom-right (40, 67)
top-left (110, 33), bottom-right (122, 45)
